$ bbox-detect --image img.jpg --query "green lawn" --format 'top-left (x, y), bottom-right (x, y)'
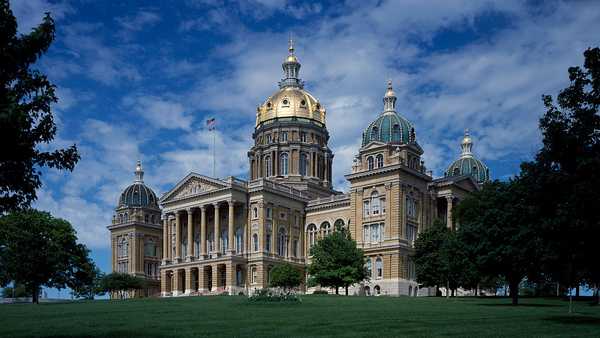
top-left (1, 296), bottom-right (599, 337)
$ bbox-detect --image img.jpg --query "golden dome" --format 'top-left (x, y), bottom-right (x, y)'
top-left (256, 86), bottom-right (326, 126)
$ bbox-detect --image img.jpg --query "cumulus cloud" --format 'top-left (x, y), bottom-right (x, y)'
top-left (122, 95), bottom-right (193, 130)
top-left (10, 0), bottom-right (72, 33)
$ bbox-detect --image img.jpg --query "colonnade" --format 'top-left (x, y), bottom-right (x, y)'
top-left (162, 200), bottom-right (245, 264)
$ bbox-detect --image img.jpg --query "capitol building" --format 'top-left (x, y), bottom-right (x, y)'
top-left (107, 41), bottom-right (489, 298)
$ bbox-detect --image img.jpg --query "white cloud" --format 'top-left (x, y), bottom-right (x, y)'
top-left (10, 0), bottom-right (72, 33)
top-left (122, 95), bottom-right (193, 130)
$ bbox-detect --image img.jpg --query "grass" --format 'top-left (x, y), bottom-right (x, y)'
top-left (0, 295), bottom-right (599, 337)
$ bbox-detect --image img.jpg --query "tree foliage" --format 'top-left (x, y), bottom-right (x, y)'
top-left (0, 0), bottom-right (79, 214)
top-left (100, 273), bottom-right (146, 299)
top-left (520, 47), bottom-right (600, 303)
top-left (0, 210), bottom-right (96, 303)
top-left (455, 179), bottom-right (543, 305)
top-left (269, 263), bottom-right (303, 293)
top-left (308, 227), bottom-right (367, 295)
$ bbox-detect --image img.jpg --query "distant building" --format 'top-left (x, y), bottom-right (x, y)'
top-left (108, 40), bottom-right (489, 298)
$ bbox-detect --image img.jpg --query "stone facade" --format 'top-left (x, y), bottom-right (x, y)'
top-left (107, 41), bottom-right (487, 298)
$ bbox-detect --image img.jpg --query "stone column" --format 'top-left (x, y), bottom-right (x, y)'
top-left (446, 196), bottom-right (453, 230)
top-left (200, 205), bottom-right (207, 257)
top-left (214, 203), bottom-right (220, 254)
top-left (212, 264), bottom-right (219, 291)
top-left (185, 267), bottom-right (192, 294)
top-left (175, 212), bottom-right (181, 261)
top-left (186, 209), bottom-right (194, 261)
top-left (228, 201), bottom-right (235, 254)
top-left (198, 266), bottom-right (206, 293)
top-left (173, 269), bottom-right (180, 296)
top-left (226, 263), bottom-right (235, 293)
top-left (162, 217), bottom-right (168, 264)
top-left (129, 232), bottom-right (135, 272)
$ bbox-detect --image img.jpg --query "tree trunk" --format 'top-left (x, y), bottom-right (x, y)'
top-left (32, 285), bottom-right (39, 304)
top-left (593, 286), bottom-right (599, 306)
top-left (435, 285), bottom-right (440, 297)
top-left (335, 286), bottom-right (339, 295)
top-left (345, 286), bottom-right (348, 296)
top-left (509, 278), bottom-right (519, 306)
top-left (446, 280), bottom-right (450, 299)
top-left (576, 285), bottom-right (580, 298)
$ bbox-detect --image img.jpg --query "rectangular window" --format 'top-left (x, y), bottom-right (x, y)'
top-left (380, 198), bottom-right (386, 214)
top-left (281, 131), bottom-right (288, 141)
top-left (300, 132), bottom-right (307, 142)
top-left (266, 208), bottom-right (272, 219)
top-left (266, 135), bottom-right (272, 143)
top-left (363, 200), bottom-right (370, 217)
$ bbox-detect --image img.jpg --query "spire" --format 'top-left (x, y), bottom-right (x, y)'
top-left (134, 160), bottom-right (144, 183)
top-left (279, 35), bottom-right (303, 89)
top-left (383, 79), bottom-right (397, 112)
top-left (460, 129), bottom-right (473, 158)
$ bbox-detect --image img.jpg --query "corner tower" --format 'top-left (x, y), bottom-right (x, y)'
top-left (248, 39), bottom-right (334, 197)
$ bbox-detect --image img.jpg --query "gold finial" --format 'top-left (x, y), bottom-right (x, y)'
top-left (387, 79), bottom-right (393, 90)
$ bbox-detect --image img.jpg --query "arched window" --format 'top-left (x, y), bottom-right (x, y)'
top-left (119, 213), bottom-right (123, 223)
top-left (292, 239), bottom-right (298, 257)
top-left (366, 258), bottom-right (372, 277)
top-left (236, 227), bottom-right (243, 253)
top-left (277, 228), bottom-right (287, 256)
top-left (371, 191), bottom-right (380, 215)
top-left (300, 153), bottom-right (308, 176)
top-left (280, 153), bottom-right (289, 176)
top-left (375, 257), bottom-right (383, 278)
top-left (334, 219), bottom-right (345, 230)
top-left (320, 222), bottom-right (332, 237)
top-left (252, 207), bottom-right (258, 219)
top-left (367, 156), bottom-right (374, 170)
top-left (265, 156), bottom-right (272, 177)
top-left (266, 232), bottom-right (272, 252)
top-left (251, 266), bottom-right (257, 284)
top-left (392, 124), bottom-right (400, 142)
top-left (453, 167), bottom-right (460, 176)
top-left (370, 127), bottom-right (378, 141)
top-left (307, 224), bottom-right (317, 247)
top-left (365, 285), bottom-right (371, 296)
top-left (252, 233), bottom-right (259, 252)
top-left (374, 285), bottom-right (381, 295)
top-left (376, 154), bottom-right (384, 168)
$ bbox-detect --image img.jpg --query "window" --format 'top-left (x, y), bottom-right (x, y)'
top-left (363, 225), bottom-right (370, 243)
top-left (406, 197), bottom-right (417, 218)
top-left (408, 259), bottom-right (416, 280)
top-left (252, 207), bottom-right (258, 219)
top-left (144, 239), bottom-right (156, 257)
top-left (300, 132), bottom-right (307, 142)
top-left (266, 232), bottom-right (272, 252)
top-left (406, 223), bottom-right (417, 242)
top-left (252, 233), bottom-right (259, 252)
top-left (371, 192), bottom-right (380, 215)
top-left (145, 214), bottom-right (149, 223)
top-left (280, 153), bottom-right (289, 176)
top-left (266, 208), bottom-right (272, 219)
top-left (321, 222), bottom-right (332, 237)
top-left (371, 127), bottom-right (378, 141)
top-left (367, 156), bottom-right (374, 170)
top-left (194, 233), bottom-right (201, 258)
top-left (392, 124), bottom-right (401, 142)
top-left (236, 228), bottom-right (243, 253)
top-left (236, 269), bottom-right (243, 286)
top-left (334, 219), bottom-right (345, 230)
top-left (265, 156), bottom-right (272, 177)
top-left (381, 197), bottom-right (386, 214)
top-left (300, 153), bottom-right (308, 176)
top-left (280, 131), bottom-right (288, 142)
top-left (374, 285), bottom-right (381, 295)
top-left (364, 223), bottom-right (384, 244)
top-left (366, 258), bottom-right (372, 277)
top-left (266, 134), bottom-right (272, 143)
top-left (251, 266), bottom-right (257, 284)
top-left (363, 200), bottom-right (370, 217)
top-left (277, 228), bottom-right (286, 256)
top-left (376, 154), bottom-right (384, 168)
top-left (292, 239), bottom-right (298, 257)
top-left (308, 224), bottom-right (317, 247)
top-left (221, 230), bottom-right (228, 252)
top-left (151, 214), bottom-right (155, 224)
top-left (376, 257), bottom-right (383, 278)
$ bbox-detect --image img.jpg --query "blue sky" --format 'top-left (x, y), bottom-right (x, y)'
top-left (10, 0), bottom-right (600, 284)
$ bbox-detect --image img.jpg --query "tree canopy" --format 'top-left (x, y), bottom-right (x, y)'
top-left (0, 209), bottom-right (96, 303)
top-left (269, 263), bottom-right (303, 294)
top-left (100, 273), bottom-right (146, 299)
top-left (307, 227), bottom-right (367, 295)
top-left (0, 0), bottom-right (79, 214)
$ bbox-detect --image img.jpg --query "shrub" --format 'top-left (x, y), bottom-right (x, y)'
top-left (247, 288), bottom-right (301, 303)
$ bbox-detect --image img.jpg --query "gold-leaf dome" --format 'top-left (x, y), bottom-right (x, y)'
top-left (255, 38), bottom-right (326, 127)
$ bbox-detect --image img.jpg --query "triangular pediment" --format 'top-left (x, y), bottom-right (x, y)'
top-left (360, 141), bottom-right (387, 151)
top-left (160, 173), bottom-right (227, 203)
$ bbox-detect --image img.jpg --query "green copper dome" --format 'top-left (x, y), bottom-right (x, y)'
top-left (445, 130), bottom-right (490, 184)
top-left (118, 161), bottom-right (159, 208)
top-left (362, 80), bottom-right (415, 146)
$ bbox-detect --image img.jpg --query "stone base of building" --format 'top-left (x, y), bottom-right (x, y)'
top-left (307, 278), bottom-right (434, 297)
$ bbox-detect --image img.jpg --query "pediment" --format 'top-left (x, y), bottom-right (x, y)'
top-left (160, 173), bottom-right (227, 203)
top-left (360, 141), bottom-right (387, 151)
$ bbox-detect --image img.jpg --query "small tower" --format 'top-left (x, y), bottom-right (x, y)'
top-left (445, 129), bottom-right (490, 184)
top-left (107, 160), bottom-right (163, 298)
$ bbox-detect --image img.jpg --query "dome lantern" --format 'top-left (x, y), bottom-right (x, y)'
top-left (460, 129), bottom-right (473, 158)
top-left (134, 160), bottom-right (144, 183)
top-left (383, 79), bottom-right (397, 112)
top-left (279, 36), bottom-right (303, 89)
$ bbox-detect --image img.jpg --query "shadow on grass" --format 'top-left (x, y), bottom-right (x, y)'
top-left (543, 315), bottom-right (600, 325)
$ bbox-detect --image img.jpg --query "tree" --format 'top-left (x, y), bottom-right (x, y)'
top-left (455, 179), bottom-right (543, 305)
top-left (1, 283), bottom-right (29, 298)
top-left (308, 227), bottom-right (367, 295)
top-left (71, 265), bottom-right (104, 300)
top-left (521, 47), bottom-right (600, 306)
top-left (413, 219), bottom-right (480, 297)
top-left (100, 273), bottom-right (146, 299)
top-left (0, 210), bottom-right (95, 303)
top-left (0, 0), bottom-right (79, 214)
top-left (269, 263), bottom-right (303, 294)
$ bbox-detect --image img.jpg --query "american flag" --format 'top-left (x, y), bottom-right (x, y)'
top-left (206, 118), bottom-right (216, 131)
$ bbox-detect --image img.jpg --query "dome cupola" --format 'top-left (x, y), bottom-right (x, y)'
top-left (445, 129), bottom-right (490, 183)
top-left (118, 160), bottom-right (159, 208)
top-left (362, 80), bottom-right (415, 146)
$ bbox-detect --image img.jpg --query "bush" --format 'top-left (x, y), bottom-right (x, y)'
top-left (247, 288), bottom-right (301, 303)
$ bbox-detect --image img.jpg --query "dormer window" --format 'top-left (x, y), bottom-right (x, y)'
top-left (300, 99), bottom-right (306, 107)
top-left (371, 127), bottom-right (378, 141)
top-left (367, 156), bottom-right (374, 170)
top-left (282, 99), bottom-right (290, 106)
top-left (267, 101), bottom-right (272, 108)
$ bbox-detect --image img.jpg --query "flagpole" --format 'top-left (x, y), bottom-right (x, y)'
top-left (212, 123), bottom-right (216, 178)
